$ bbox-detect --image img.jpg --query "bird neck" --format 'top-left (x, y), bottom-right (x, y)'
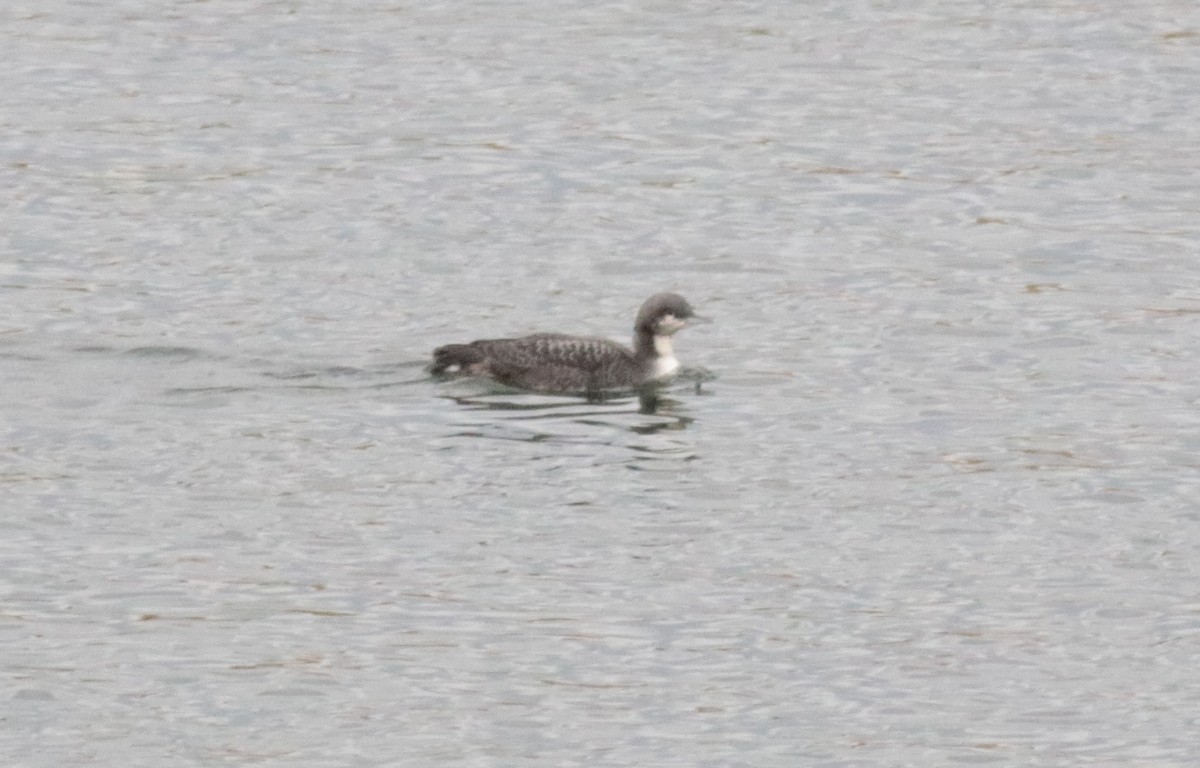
top-left (634, 329), bottom-right (673, 359)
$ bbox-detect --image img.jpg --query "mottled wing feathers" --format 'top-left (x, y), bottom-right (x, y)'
top-left (434, 334), bottom-right (638, 392)
top-left (473, 335), bottom-right (623, 369)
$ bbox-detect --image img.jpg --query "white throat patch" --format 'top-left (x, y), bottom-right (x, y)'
top-left (651, 334), bottom-right (679, 378)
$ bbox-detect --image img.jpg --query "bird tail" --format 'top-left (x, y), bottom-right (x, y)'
top-left (430, 344), bottom-right (481, 374)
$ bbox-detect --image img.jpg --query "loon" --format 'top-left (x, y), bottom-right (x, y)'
top-left (431, 292), bottom-right (706, 394)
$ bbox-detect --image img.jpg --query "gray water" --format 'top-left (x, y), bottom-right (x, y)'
top-left (4, 1), bottom-right (1200, 765)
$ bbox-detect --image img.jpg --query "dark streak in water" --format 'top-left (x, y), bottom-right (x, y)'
top-left (124, 346), bottom-right (206, 359)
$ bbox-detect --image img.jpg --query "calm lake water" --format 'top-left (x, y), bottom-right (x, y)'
top-left (4, 1), bottom-right (1200, 765)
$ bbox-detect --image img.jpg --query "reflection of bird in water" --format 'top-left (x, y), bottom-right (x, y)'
top-left (431, 292), bottom-right (707, 395)
top-left (443, 391), bottom-right (694, 435)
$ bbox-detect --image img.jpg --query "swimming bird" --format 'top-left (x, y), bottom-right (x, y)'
top-left (431, 292), bottom-right (706, 394)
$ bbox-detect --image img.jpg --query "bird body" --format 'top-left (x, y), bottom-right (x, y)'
top-left (431, 292), bottom-right (704, 394)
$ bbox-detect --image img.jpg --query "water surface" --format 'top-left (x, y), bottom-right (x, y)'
top-left (4, 1), bottom-right (1200, 765)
